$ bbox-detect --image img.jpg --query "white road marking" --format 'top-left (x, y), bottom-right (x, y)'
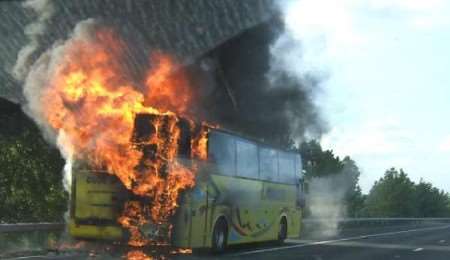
top-left (413, 247), bottom-right (424, 252)
top-left (310, 240), bottom-right (450, 252)
top-left (229, 224), bottom-right (450, 257)
top-left (3, 254), bottom-right (81, 260)
top-left (439, 240), bottom-right (446, 243)
top-left (4, 257), bottom-right (55, 260)
top-left (323, 241), bottom-right (409, 250)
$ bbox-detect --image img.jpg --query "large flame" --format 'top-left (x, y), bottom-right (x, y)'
top-left (41, 27), bottom-right (208, 247)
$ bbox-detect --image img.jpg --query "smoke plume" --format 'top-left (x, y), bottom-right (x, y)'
top-left (12, 0), bottom-right (55, 82)
top-left (8, 0), bottom-right (327, 151)
top-left (306, 174), bottom-right (350, 238)
top-left (11, 3), bottom-right (331, 234)
top-left (8, 0), bottom-right (332, 250)
top-left (201, 16), bottom-right (326, 147)
top-left (272, 0), bottom-right (365, 238)
top-left (21, 18), bottom-right (105, 194)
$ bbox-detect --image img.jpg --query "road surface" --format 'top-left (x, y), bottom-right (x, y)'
top-left (4, 223), bottom-right (450, 260)
top-left (217, 223), bottom-right (450, 260)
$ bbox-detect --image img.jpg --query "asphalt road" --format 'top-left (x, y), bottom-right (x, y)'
top-left (181, 222), bottom-right (450, 260)
top-left (218, 223), bottom-right (450, 260)
top-left (4, 223), bottom-right (450, 260)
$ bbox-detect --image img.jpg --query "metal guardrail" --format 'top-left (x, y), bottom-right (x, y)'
top-left (303, 218), bottom-right (450, 223)
top-left (302, 218), bottom-right (450, 231)
top-left (2, 218), bottom-right (450, 233)
top-left (0, 222), bottom-right (65, 233)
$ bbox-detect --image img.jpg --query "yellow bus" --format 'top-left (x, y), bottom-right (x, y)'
top-left (69, 120), bottom-right (305, 252)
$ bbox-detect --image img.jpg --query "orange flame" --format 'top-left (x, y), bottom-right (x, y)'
top-left (170, 248), bottom-right (193, 254)
top-left (126, 250), bottom-right (153, 260)
top-left (41, 27), bottom-right (208, 247)
top-left (144, 53), bottom-right (193, 116)
top-left (118, 201), bottom-right (150, 247)
top-left (191, 124), bottom-right (209, 161)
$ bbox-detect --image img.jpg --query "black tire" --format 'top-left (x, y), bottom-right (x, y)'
top-left (212, 218), bottom-right (228, 253)
top-left (278, 217), bottom-right (287, 243)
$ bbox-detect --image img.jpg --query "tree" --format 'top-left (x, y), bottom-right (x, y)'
top-left (299, 140), bottom-right (365, 217)
top-left (0, 99), bottom-right (67, 223)
top-left (341, 157), bottom-right (365, 217)
top-left (415, 180), bottom-right (450, 217)
top-left (300, 140), bottom-right (343, 178)
top-left (365, 168), bottom-right (417, 217)
top-left (364, 168), bottom-right (450, 218)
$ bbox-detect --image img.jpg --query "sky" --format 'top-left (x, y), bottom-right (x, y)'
top-left (279, 0), bottom-right (450, 193)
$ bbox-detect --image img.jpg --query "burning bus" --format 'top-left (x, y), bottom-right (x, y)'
top-left (20, 21), bottom-right (308, 252)
top-left (68, 112), bottom-right (306, 252)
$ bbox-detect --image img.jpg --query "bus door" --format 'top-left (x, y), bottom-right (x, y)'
top-left (185, 179), bottom-right (209, 247)
top-left (296, 178), bottom-right (306, 209)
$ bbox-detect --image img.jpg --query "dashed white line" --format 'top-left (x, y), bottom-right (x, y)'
top-left (4, 257), bottom-right (54, 260)
top-left (413, 247), bottom-right (424, 252)
top-left (3, 254), bottom-right (81, 260)
top-left (229, 224), bottom-right (450, 257)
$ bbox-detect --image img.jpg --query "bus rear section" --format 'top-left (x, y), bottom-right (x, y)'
top-left (69, 112), bottom-right (200, 243)
top-left (68, 168), bottom-right (126, 240)
top-left (69, 168), bottom-right (174, 242)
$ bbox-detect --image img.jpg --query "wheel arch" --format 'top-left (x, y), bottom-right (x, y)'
top-left (278, 213), bottom-right (288, 241)
top-left (211, 214), bottom-right (229, 252)
top-left (279, 213), bottom-right (288, 224)
top-left (211, 214), bottom-right (229, 241)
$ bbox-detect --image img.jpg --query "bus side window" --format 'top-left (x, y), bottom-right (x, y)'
top-left (259, 147), bottom-right (278, 181)
top-left (278, 152), bottom-right (296, 184)
top-left (236, 139), bottom-right (259, 179)
top-left (208, 132), bottom-right (236, 176)
top-left (295, 154), bottom-right (303, 179)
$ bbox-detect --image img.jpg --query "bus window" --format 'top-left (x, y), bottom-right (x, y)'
top-left (278, 152), bottom-right (296, 184)
top-left (208, 131), bottom-right (236, 176)
top-left (295, 154), bottom-right (302, 178)
top-left (259, 147), bottom-right (278, 181)
top-left (236, 139), bottom-right (259, 179)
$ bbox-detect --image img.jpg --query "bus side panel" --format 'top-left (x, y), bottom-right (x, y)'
top-left (172, 169), bottom-right (209, 248)
top-left (262, 181), bottom-right (300, 241)
top-left (288, 207), bottom-right (302, 238)
top-left (285, 186), bottom-right (301, 238)
top-left (172, 165), bottom-right (303, 248)
top-left (207, 174), bottom-right (283, 245)
top-left (187, 180), bottom-right (209, 248)
top-left (171, 203), bottom-right (192, 247)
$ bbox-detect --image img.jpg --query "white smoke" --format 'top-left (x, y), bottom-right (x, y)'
top-left (14, 15), bottom-right (99, 194)
top-left (12, 0), bottom-right (55, 81)
top-left (272, 0), bottom-right (363, 238)
top-left (21, 40), bottom-right (62, 142)
top-left (306, 175), bottom-right (349, 238)
top-left (57, 130), bottom-right (74, 192)
top-left (57, 130), bottom-right (74, 224)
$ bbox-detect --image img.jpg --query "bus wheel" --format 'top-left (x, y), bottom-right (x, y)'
top-left (212, 218), bottom-right (227, 253)
top-left (278, 217), bottom-right (287, 243)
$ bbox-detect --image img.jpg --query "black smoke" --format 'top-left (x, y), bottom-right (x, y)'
top-left (196, 18), bottom-right (326, 147)
top-left (2, 0), bottom-right (325, 149)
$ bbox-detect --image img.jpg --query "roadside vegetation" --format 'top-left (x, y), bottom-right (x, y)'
top-left (301, 140), bottom-right (450, 218)
top-left (0, 100), bottom-right (67, 223)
